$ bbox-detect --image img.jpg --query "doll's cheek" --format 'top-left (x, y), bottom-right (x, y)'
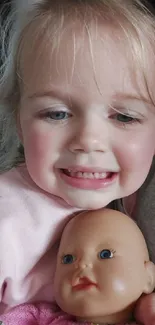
top-left (112, 279), bottom-right (126, 294)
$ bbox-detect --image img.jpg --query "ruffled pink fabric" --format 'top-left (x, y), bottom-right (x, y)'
top-left (0, 302), bottom-right (139, 325)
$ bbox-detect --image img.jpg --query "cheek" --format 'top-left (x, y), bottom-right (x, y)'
top-left (115, 129), bottom-right (155, 171)
top-left (54, 270), bottom-right (72, 303)
top-left (22, 126), bottom-right (58, 160)
top-left (55, 269), bottom-right (72, 288)
top-left (109, 271), bottom-right (143, 301)
top-left (99, 267), bottom-right (127, 295)
top-left (99, 261), bottom-right (144, 300)
top-left (110, 277), bottom-right (128, 295)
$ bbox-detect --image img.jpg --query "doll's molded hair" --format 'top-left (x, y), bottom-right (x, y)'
top-left (0, 0), bottom-right (155, 172)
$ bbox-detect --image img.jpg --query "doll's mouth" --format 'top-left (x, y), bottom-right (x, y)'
top-left (72, 277), bottom-right (98, 291)
top-left (72, 283), bottom-right (97, 291)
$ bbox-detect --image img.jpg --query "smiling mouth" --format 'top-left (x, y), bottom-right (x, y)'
top-left (61, 169), bottom-right (114, 179)
top-left (59, 168), bottom-right (118, 190)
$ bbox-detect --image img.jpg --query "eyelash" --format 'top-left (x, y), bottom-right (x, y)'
top-left (109, 249), bottom-right (116, 254)
top-left (38, 109), bottom-right (142, 128)
top-left (61, 249), bottom-right (116, 263)
top-left (100, 248), bottom-right (116, 257)
top-left (109, 112), bottom-right (141, 126)
top-left (39, 110), bottom-right (72, 122)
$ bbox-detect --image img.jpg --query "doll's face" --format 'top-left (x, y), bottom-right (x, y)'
top-left (54, 209), bottom-right (153, 323)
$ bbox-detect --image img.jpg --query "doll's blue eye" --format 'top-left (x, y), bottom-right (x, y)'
top-left (99, 249), bottom-right (114, 259)
top-left (62, 254), bottom-right (75, 264)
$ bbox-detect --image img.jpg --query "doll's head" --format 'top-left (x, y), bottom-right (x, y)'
top-left (54, 209), bottom-right (155, 324)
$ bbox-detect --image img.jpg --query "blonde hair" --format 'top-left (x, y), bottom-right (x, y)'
top-left (0, 0), bottom-right (155, 172)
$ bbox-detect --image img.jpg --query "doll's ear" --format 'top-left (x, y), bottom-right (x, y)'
top-left (143, 261), bottom-right (155, 294)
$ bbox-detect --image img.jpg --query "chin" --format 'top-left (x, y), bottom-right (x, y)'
top-left (71, 303), bottom-right (101, 318)
top-left (63, 195), bottom-right (112, 210)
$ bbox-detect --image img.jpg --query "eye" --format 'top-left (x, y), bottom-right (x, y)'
top-left (43, 111), bottom-right (71, 121)
top-left (111, 113), bottom-right (139, 124)
top-left (116, 114), bottom-right (135, 123)
top-left (62, 254), bottom-right (76, 264)
top-left (99, 249), bottom-right (114, 259)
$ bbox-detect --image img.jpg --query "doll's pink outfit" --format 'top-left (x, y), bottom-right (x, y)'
top-left (0, 302), bottom-right (140, 325)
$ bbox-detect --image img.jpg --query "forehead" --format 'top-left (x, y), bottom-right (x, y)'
top-left (19, 18), bottom-right (153, 102)
top-left (60, 213), bottom-right (137, 250)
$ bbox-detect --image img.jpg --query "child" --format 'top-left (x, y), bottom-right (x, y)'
top-left (0, 0), bottom-right (155, 321)
top-left (0, 208), bottom-right (154, 325)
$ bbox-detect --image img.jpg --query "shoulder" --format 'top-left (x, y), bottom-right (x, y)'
top-left (0, 165), bottom-right (79, 226)
top-left (0, 165), bottom-right (32, 195)
top-left (0, 166), bottom-right (50, 222)
top-left (0, 164), bottom-right (54, 204)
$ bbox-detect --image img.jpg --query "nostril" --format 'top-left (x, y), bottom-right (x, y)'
top-left (78, 262), bottom-right (91, 269)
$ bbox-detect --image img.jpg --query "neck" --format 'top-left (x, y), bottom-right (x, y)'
top-left (123, 192), bottom-right (137, 218)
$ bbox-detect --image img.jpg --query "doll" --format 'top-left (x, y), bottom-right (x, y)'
top-left (54, 208), bottom-right (155, 324)
top-left (0, 209), bottom-right (155, 325)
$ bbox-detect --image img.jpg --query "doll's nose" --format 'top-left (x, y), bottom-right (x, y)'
top-left (76, 259), bottom-right (93, 269)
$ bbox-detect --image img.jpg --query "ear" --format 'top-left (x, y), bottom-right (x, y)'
top-left (143, 261), bottom-right (155, 294)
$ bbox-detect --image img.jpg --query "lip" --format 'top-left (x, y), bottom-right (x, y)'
top-left (72, 277), bottom-right (98, 291)
top-left (72, 283), bottom-right (97, 291)
top-left (59, 168), bottom-right (118, 190)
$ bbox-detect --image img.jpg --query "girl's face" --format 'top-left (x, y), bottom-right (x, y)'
top-left (19, 22), bottom-right (155, 209)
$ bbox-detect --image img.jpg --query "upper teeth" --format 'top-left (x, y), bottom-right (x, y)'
top-left (67, 170), bottom-right (108, 179)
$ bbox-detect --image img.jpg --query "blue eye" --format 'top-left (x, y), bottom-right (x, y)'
top-left (116, 114), bottom-right (134, 123)
top-left (99, 249), bottom-right (114, 259)
top-left (62, 254), bottom-right (76, 264)
top-left (45, 111), bottom-right (70, 120)
top-left (111, 113), bottom-right (138, 124)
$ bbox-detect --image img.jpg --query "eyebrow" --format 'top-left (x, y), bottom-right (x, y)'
top-left (27, 89), bottom-right (152, 105)
top-left (112, 92), bottom-right (152, 105)
top-left (27, 89), bottom-right (68, 102)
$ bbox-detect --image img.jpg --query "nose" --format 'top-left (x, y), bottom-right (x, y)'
top-left (69, 118), bottom-right (109, 153)
top-left (75, 258), bottom-right (93, 270)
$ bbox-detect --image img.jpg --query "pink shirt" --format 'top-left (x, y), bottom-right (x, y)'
top-left (0, 165), bottom-right (79, 313)
top-left (0, 302), bottom-right (139, 325)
